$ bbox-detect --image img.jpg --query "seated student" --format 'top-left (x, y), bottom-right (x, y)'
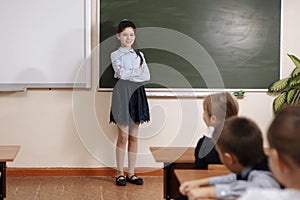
top-left (179, 117), bottom-right (281, 200)
top-left (195, 92), bottom-right (239, 169)
top-left (239, 106), bottom-right (300, 200)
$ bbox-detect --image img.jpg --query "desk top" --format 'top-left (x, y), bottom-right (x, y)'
top-left (150, 146), bottom-right (270, 163)
top-left (0, 146), bottom-right (20, 162)
top-left (150, 146), bottom-right (195, 163)
top-left (175, 169), bottom-right (230, 184)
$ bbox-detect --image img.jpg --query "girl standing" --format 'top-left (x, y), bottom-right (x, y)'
top-left (110, 19), bottom-right (150, 186)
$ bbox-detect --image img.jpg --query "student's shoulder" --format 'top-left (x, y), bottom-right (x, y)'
top-left (197, 135), bottom-right (206, 142)
top-left (111, 49), bottom-right (120, 56)
top-left (248, 170), bottom-right (280, 188)
top-left (238, 188), bottom-right (276, 200)
top-left (249, 170), bottom-right (273, 178)
top-left (239, 188), bottom-right (300, 200)
top-left (195, 136), bottom-right (206, 148)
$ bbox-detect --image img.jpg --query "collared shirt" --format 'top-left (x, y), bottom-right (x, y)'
top-left (204, 126), bottom-right (215, 138)
top-left (208, 168), bottom-right (281, 199)
top-left (110, 47), bottom-right (150, 82)
top-left (238, 188), bottom-right (300, 200)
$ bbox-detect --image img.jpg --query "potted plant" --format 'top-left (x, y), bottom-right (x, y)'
top-left (268, 54), bottom-right (300, 113)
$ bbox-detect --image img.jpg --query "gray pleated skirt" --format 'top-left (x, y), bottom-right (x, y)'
top-left (110, 79), bottom-right (150, 125)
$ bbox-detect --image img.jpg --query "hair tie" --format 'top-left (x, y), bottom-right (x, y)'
top-left (122, 19), bottom-right (129, 22)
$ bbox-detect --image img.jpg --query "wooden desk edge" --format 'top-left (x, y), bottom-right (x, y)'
top-left (150, 146), bottom-right (195, 151)
top-left (175, 169), bottom-right (230, 184)
top-left (0, 145), bottom-right (20, 162)
top-left (150, 146), bottom-right (195, 163)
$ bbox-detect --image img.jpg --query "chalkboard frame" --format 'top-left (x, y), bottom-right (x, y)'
top-left (98, 0), bottom-right (282, 95)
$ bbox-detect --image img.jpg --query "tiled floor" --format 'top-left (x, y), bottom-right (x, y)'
top-left (6, 176), bottom-right (163, 200)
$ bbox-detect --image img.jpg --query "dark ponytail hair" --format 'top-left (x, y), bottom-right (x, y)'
top-left (116, 19), bottom-right (144, 65)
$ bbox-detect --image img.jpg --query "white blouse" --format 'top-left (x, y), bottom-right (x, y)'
top-left (110, 47), bottom-right (150, 82)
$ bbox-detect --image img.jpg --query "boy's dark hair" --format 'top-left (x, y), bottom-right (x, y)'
top-left (116, 19), bottom-right (143, 65)
top-left (268, 105), bottom-right (300, 167)
top-left (213, 116), bottom-right (265, 167)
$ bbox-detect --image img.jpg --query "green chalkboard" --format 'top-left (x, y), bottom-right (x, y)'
top-left (99, 0), bottom-right (281, 90)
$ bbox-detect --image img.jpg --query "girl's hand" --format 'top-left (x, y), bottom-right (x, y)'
top-left (118, 64), bottom-right (123, 69)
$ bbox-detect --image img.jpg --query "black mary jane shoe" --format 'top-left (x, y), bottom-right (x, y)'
top-left (116, 175), bottom-right (126, 186)
top-left (126, 175), bottom-right (144, 185)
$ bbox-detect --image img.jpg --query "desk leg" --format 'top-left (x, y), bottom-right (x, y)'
top-left (164, 163), bottom-right (171, 200)
top-left (0, 162), bottom-right (6, 200)
top-left (163, 163), bottom-right (195, 200)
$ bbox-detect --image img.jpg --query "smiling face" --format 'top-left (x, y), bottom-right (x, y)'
top-left (117, 27), bottom-right (135, 49)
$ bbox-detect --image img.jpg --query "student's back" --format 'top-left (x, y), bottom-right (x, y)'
top-left (194, 135), bottom-right (221, 169)
top-left (194, 92), bottom-right (239, 169)
top-left (239, 106), bottom-right (300, 200)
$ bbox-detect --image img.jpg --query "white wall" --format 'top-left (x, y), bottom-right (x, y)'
top-left (1, 0), bottom-right (300, 168)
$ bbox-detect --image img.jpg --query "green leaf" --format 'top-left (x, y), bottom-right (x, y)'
top-left (233, 90), bottom-right (245, 97)
top-left (273, 93), bottom-right (287, 113)
top-left (291, 67), bottom-right (300, 78)
top-left (287, 88), bottom-right (299, 104)
top-left (273, 91), bottom-right (287, 113)
top-left (289, 75), bottom-right (300, 87)
top-left (268, 78), bottom-right (290, 92)
top-left (288, 54), bottom-right (300, 68)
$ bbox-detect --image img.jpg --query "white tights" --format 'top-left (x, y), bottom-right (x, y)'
top-left (116, 123), bottom-right (139, 178)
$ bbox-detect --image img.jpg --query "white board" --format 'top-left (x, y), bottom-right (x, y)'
top-left (0, 0), bottom-right (91, 89)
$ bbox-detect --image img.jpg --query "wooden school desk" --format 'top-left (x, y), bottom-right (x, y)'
top-left (150, 146), bottom-right (195, 200)
top-left (0, 146), bottom-right (20, 200)
top-left (175, 169), bottom-right (230, 184)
